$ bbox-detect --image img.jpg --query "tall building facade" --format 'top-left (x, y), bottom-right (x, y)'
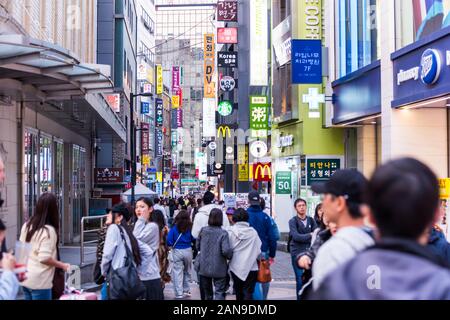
top-left (155, 0), bottom-right (217, 194)
top-left (0, 0), bottom-right (123, 244)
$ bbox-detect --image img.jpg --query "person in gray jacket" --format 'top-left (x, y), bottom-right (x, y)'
top-left (314, 158), bottom-right (450, 300)
top-left (196, 208), bottom-right (233, 300)
top-left (134, 197), bottom-right (163, 300)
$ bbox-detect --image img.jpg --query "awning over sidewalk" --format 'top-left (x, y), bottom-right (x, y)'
top-left (0, 34), bottom-right (126, 142)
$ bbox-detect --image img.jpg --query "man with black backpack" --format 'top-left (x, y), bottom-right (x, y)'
top-left (288, 198), bottom-right (318, 300)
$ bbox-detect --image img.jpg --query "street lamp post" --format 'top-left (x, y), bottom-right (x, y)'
top-left (130, 91), bottom-right (153, 205)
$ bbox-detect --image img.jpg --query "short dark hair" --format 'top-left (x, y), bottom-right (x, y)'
top-left (294, 198), bottom-right (307, 207)
top-left (0, 218), bottom-right (5, 231)
top-left (203, 191), bottom-right (215, 205)
top-left (208, 208), bottom-right (223, 227)
top-left (232, 208), bottom-right (249, 223)
top-left (367, 158), bottom-right (439, 240)
top-left (154, 198), bottom-right (160, 204)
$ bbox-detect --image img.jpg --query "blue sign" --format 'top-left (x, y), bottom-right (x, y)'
top-left (147, 167), bottom-right (157, 173)
top-left (141, 102), bottom-right (150, 114)
top-left (291, 39), bottom-right (322, 84)
top-left (420, 49), bottom-right (442, 85)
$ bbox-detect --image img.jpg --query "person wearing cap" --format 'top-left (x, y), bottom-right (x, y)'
top-left (314, 158), bottom-right (450, 300)
top-left (310, 169), bottom-right (375, 291)
top-left (192, 191), bottom-right (229, 239)
top-left (247, 191), bottom-right (278, 300)
top-left (288, 198), bottom-right (318, 300)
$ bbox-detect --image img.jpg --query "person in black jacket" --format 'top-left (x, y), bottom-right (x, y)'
top-left (288, 198), bottom-right (317, 300)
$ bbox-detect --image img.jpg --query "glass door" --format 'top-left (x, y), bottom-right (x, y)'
top-left (39, 135), bottom-right (53, 194)
top-left (23, 130), bottom-right (38, 223)
top-left (72, 145), bottom-right (86, 242)
top-left (54, 140), bottom-right (64, 244)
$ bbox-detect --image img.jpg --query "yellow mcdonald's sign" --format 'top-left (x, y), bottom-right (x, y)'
top-left (156, 65), bottom-right (163, 94)
top-left (217, 126), bottom-right (232, 138)
top-left (253, 163), bottom-right (272, 182)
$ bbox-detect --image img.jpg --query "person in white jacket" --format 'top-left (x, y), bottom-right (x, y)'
top-left (192, 191), bottom-right (229, 239)
top-left (227, 208), bottom-right (262, 300)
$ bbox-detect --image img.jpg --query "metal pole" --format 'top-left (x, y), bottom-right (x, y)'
top-left (130, 93), bottom-right (135, 205)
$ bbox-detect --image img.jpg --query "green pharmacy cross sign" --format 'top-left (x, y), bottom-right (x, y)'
top-left (218, 101), bottom-right (233, 116)
top-left (250, 96), bottom-right (268, 137)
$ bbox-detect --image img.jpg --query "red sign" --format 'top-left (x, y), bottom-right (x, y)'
top-left (217, 1), bottom-right (238, 22)
top-left (253, 162), bottom-right (272, 182)
top-left (95, 168), bottom-right (124, 184)
top-left (171, 171), bottom-right (180, 179)
top-left (217, 27), bottom-right (238, 44)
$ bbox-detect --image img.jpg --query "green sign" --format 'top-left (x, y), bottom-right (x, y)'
top-left (250, 96), bottom-right (268, 137)
top-left (307, 158), bottom-right (340, 185)
top-left (181, 179), bottom-right (198, 183)
top-left (276, 171), bottom-right (291, 194)
top-left (218, 101), bottom-right (233, 116)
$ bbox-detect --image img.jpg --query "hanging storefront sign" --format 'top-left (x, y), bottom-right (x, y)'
top-left (217, 27), bottom-right (238, 44)
top-left (238, 144), bottom-right (249, 181)
top-left (275, 171), bottom-right (291, 194)
top-left (141, 101), bottom-right (150, 114)
top-left (138, 63), bottom-right (147, 80)
top-left (176, 108), bottom-right (183, 127)
top-left (141, 123), bottom-right (149, 154)
top-left (171, 130), bottom-right (178, 148)
top-left (95, 168), bottom-right (124, 184)
top-left (204, 34), bottom-right (216, 98)
top-left (250, 140), bottom-right (268, 158)
top-left (142, 154), bottom-right (150, 166)
top-left (202, 98), bottom-right (216, 138)
top-left (104, 94), bottom-right (120, 112)
top-left (172, 95), bottom-right (180, 109)
top-left (439, 178), bottom-right (450, 199)
top-left (273, 16), bottom-right (291, 67)
top-left (155, 98), bottom-right (163, 127)
top-left (220, 76), bottom-right (235, 92)
top-left (156, 64), bottom-right (163, 95)
top-left (171, 109), bottom-right (178, 129)
top-left (217, 1), bottom-right (238, 22)
top-left (302, 87), bottom-right (324, 119)
top-left (217, 125), bottom-right (233, 139)
top-left (172, 66), bottom-right (180, 91)
top-left (307, 158), bottom-right (341, 186)
top-left (218, 100), bottom-right (233, 117)
top-left (292, 39), bottom-right (322, 84)
top-left (253, 162), bottom-right (272, 182)
top-left (225, 146), bottom-right (234, 161)
top-left (277, 134), bottom-right (294, 148)
top-left (250, 0), bottom-right (268, 86)
top-left (218, 52), bottom-right (238, 68)
top-left (250, 96), bottom-right (268, 137)
top-left (155, 129), bottom-right (163, 157)
top-left (143, 83), bottom-right (152, 94)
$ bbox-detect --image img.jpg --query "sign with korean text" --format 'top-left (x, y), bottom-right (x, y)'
top-left (250, 96), bottom-right (268, 137)
top-left (217, 1), bottom-right (238, 22)
top-left (171, 130), bottom-right (178, 149)
top-left (171, 109), bottom-right (178, 129)
top-left (202, 98), bottom-right (216, 138)
top-left (155, 98), bottom-right (163, 127)
top-left (253, 162), bottom-right (272, 182)
top-left (275, 171), bottom-right (291, 194)
top-left (217, 27), bottom-right (238, 44)
top-left (156, 64), bottom-right (163, 94)
top-left (250, 0), bottom-right (268, 86)
top-left (172, 95), bottom-right (180, 109)
top-left (172, 66), bottom-right (180, 91)
top-left (143, 83), bottom-right (152, 94)
top-left (176, 108), bottom-right (183, 128)
top-left (95, 168), bottom-right (124, 184)
top-left (156, 172), bottom-right (163, 182)
top-left (142, 154), bottom-right (150, 166)
top-left (155, 129), bottom-right (163, 157)
top-left (218, 52), bottom-right (238, 68)
top-left (141, 101), bottom-right (150, 114)
top-left (238, 145), bottom-right (249, 181)
top-left (141, 123), bottom-right (150, 154)
top-left (307, 159), bottom-right (341, 186)
top-left (105, 94), bottom-right (120, 112)
top-left (204, 34), bottom-right (216, 98)
top-left (138, 63), bottom-right (147, 80)
top-left (292, 39), bottom-right (322, 84)
top-left (439, 178), bottom-right (450, 199)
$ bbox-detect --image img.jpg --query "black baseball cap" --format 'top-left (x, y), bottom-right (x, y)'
top-left (107, 203), bottom-right (132, 222)
top-left (311, 169), bottom-right (368, 204)
top-left (248, 191), bottom-right (261, 206)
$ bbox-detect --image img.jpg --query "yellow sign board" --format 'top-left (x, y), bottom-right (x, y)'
top-left (203, 33), bottom-right (216, 98)
top-left (238, 145), bottom-right (249, 181)
top-left (142, 155), bottom-right (150, 166)
top-left (299, 0), bottom-right (322, 40)
top-left (156, 65), bottom-right (163, 94)
top-left (439, 178), bottom-right (450, 199)
top-left (172, 95), bottom-right (180, 108)
top-left (156, 172), bottom-right (163, 183)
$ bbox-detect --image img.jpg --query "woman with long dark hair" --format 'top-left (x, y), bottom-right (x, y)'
top-left (101, 203), bottom-right (143, 299)
top-left (19, 193), bottom-right (70, 300)
top-left (133, 197), bottom-right (163, 300)
top-left (150, 210), bottom-right (171, 286)
top-left (167, 210), bottom-right (194, 299)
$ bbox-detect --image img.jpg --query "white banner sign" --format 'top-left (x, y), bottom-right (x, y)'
top-left (202, 98), bottom-right (216, 138)
top-left (250, 0), bottom-right (268, 86)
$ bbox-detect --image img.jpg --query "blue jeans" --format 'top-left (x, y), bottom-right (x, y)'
top-left (101, 282), bottom-right (108, 300)
top-left (253, 252), bottom-right (271, 300)
top-left (291, 255), bottom-right (304, 300)
top-left (23, 287), bottom-right (52, 300)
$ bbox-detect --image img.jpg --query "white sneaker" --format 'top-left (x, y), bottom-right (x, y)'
top-left (175, 295), bottom-right (184, 299)
top-left (183, 291), bottom-right (192, 297)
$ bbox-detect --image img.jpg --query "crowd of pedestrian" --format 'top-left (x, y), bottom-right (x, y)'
top-left (1, 155), bottom-right (450, 300)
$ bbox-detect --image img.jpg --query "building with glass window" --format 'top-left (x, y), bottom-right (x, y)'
top-left (0, 0), bottom-right (123, 245)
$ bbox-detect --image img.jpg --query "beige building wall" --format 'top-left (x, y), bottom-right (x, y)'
top-left (379, 0), bottom-right (448, 179)
top-left (357, 125), bottom-right (377, 178)
top-left (2, 0), bottom-right (97, 63)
